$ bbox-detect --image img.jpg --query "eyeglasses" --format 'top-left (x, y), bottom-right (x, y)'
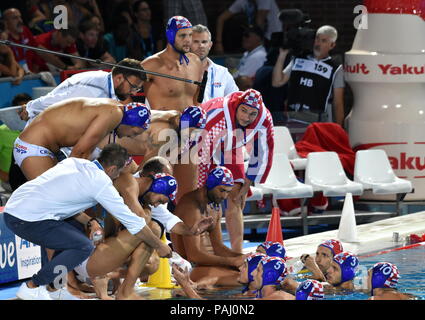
top-left (124, 76), bottom-right (143, 93)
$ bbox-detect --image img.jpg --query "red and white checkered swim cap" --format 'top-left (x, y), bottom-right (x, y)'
top-left (240, 89), bottom-right (263, 110)
top-left (319, 239), bottom-right (343, 256)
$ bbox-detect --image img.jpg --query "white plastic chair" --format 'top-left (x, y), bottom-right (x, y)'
top-left (354, 149), bottom-right (413, 195)
top-left (305, 151), bottom-right (363, 196)
top-left (274, 126), bottom-right (307, 170)
top-left (259, 152), bottom-right (313, 200)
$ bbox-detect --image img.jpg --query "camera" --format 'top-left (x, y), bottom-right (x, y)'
top-left (277, 9), bottom-right (316, 56)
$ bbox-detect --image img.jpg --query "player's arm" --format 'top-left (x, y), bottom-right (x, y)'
top-left (70, 107), bottom-right (122, 159)
top-left (113, 172), bottom-right (149, 221)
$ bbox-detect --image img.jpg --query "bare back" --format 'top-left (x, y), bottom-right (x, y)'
top-left (141, 50), bottom-right (203, 112)
top-left (20, 97), bottom-right (123, 154)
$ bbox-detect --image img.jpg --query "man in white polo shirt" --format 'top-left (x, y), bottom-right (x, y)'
top-left (3, 143), bottom-right (172, 300)
top-left (190, 24), bottom-right (239, 103)
top-left (20, 58), bottom-right (145, 123)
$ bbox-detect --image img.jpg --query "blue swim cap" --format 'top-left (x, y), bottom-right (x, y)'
top-left (246, 253), bottom-right (266, 283)
top-left (258, 241), bottom-right (286, 259)
top-left (371, 262), bottom-right (400, 293)
top-left (260, 256), bottom-right (287, 286)
top-left (296, 280), bottom-right (325, 300)
top-left (179, 106), bottom-right (207, 130)
top-left (333, 252), bottom-right (359, 284)
top-left (206, 166), bottom-right (234, 190)
top-left (166, 16), bottom-right (192, 64)
top-left (121, 102), bottom-right (151, 130)
top-left (148, 173), bottom-right (178, 204)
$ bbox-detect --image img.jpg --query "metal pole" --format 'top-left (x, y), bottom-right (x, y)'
top-left (0, 39), bottom-right (203, 86)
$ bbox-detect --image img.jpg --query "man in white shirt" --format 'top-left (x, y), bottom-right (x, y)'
top-left (99, 155), bottom-right (214, 299)
top-left (190, 24), bottom-right (239, 103)
top-left (20, 58), bottom-right (145, 122)
top-left (233, 25), bottom-right (267, 91)
top-left (3, 143), bottom-right (172, 300)
top-left (214, 0), bottom-right (282, 54)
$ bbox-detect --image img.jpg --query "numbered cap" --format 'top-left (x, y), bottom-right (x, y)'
top-left (206, 166), bottom-right (234, 190)
top-left (296, 280), bottom-right (325, 300)
top-left (179, 106), bottom-right (207, 130)
top-left (333, 252), bottom-right (359, 284)
top-left (148, 173), bottom-right (178, 204)
top-left (259, 256), bottom-right (287, 286)
top-left (246, 253), bottom-right (266, 283)
top-left (371, 262), bottom-right (400, 291)
top-left (258, 241), bottom-right (286, 259)
top-left (121, 102), bottom-right (151, 130)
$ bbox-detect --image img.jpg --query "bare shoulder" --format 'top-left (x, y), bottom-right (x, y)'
top-left (174, 189), bottom-right (202, 218)
top-left (141, 51), bottom-right (165, 68)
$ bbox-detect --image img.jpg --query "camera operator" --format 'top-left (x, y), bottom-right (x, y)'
top-left (272, 25), bottom-right (345, 126)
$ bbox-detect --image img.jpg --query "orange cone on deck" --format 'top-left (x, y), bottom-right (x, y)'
top-left (266, 207), bottom-right (284, 245)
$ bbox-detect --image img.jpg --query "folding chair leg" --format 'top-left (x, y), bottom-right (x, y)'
top-left (301, 198), bottom-right (309, 235)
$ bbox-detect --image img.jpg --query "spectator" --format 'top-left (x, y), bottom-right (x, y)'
top-left (3, 7), bottom-right (45, 73)
top-left (233, 25), bottom-right (267, 91)
top-left (129, 0), bottom-right (163, 60)
top-left (22, 0), bottom-right (49, 35)
top-left (162, 0), bottom-right (207, 26)
top-left (271, 25), bottom-right (345, 126)
top-left (190, 24), bottom-right (239, 103)
top-left (215, 0), bottom-right (282, 54)
top-left (0, 20), bottom-right (25, 84)
top-left (35, 25), bottom-right (86, 71)
top-left (68, 0), bottom-right (105, 32)
top-left (76, 17), bottom-right (116, 66)
top-left (103, 15), bottom-right (132, 62)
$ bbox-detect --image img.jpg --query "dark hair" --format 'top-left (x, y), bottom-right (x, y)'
top-left (78, 17), bottom-right (98, 34)
top-left (0, 19), bottom-right (5, 33)
top-left (141, 156), bottom-right (172, 175)
top-left (12, 93), bottom-right (32, 105)
top-left (112, 58), bottom-right (146, 81)
top-left (98, 143), bottom-right (129, 169)
top-left (132, 0), bottom-right (151, 13)
top-left (57, 24), bottom-right (79, 39)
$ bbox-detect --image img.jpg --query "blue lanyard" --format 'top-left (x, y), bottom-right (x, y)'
top-left (210, 65), bottom-right (215, 99)
top-left (107, 73), bottom-right (113, 98)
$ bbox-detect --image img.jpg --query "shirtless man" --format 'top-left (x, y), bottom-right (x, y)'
top-left (368, 262), bottom-right (416, 300)
top-left (110, 105), bottom-right (206, 164)
top-left (13, 98), bottom-right (150, 180)
top-left (74, 172), bottom-right (178, 300)
top-left (96, 156), bottom-right (214, 299)
top-left (171, 166), bottom-right (248, 286)
top-left (141, 15), bottom-right (203, 200)
top-left (4, 143), bottom-right (171, 300)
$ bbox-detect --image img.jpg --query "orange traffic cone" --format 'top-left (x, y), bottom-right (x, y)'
top-left (266, 207), bottom-right (284, 245)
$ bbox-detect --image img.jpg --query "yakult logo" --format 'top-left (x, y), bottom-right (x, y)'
top-left (344, 63), bottom-right (425, 75)
top-left (389, 153), bottom-right (425, 171)
top-left (378, 64), bottom-right (425, 75)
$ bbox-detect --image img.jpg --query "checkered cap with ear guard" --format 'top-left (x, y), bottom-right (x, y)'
top-left (240, 89), bottom-right (263, 110)
top-left (206, 166), bottom-right (234, 190)
top-left (296, 280), bottom-right (325, 300)
top-left (371, 262), bottom-right (400, 290)
top-left (259, 256), bottom-right (287, 286)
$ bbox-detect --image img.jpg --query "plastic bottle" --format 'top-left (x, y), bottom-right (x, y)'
top-left (92, 230), bottom-right (103, 243)
top-left (288, 260), bottom-right (304, 275)
top-left (345, 0), bottom-right (425, 200)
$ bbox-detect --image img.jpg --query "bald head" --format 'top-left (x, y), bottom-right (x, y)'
top-left (3, 8), bottom-right (24, 34)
